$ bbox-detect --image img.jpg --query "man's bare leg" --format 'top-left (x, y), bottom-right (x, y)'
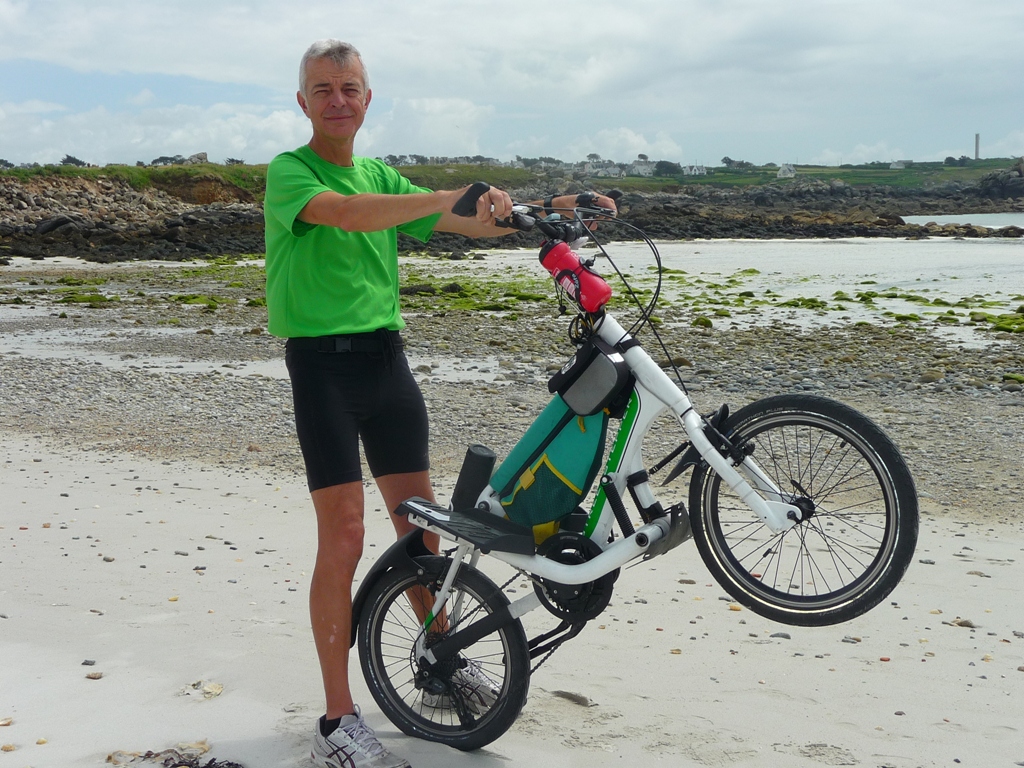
top-left (376, 471), bottom-right (441, 625)
top-left (375, 470), bottom-right (437, 543)
top-left (309, 480), bottom-right (365, 720)
top-left (309, 471), bottom-right (439, 720)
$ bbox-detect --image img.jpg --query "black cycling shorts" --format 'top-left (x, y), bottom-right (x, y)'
top-left (285, 332), bottom-right (430, 491)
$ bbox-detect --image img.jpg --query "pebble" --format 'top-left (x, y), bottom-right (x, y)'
top-left (0, 252), bottom-right (1022, 523)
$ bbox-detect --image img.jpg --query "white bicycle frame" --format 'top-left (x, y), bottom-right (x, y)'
top-left (408, 309), bottom-right (802, 628)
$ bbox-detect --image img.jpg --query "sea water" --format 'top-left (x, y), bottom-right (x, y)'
top-left (3, 238), bottom-right (1023, 376)
top-left (581, 236), bottom-right (1024, 345)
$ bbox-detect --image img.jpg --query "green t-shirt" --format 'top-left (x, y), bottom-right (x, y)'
top-left (263, 146), bottom-right (440, 338)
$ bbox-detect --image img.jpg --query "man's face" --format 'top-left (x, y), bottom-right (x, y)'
top-left (297, 57), bottom-right (371, 142)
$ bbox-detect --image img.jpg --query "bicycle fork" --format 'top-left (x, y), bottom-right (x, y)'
top-left (595, 313), bottom-right (802, 536)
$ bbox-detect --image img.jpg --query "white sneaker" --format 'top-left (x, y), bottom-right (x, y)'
top-left (422, 660), bottom-right (499, 716)
top-left (311, 708), bottom-right (410, 768)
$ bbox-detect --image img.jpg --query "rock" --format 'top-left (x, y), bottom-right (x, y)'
top-left (35, 216), bottom-right (75, 235)
top-left (184, 152), bottom-right (209, 165)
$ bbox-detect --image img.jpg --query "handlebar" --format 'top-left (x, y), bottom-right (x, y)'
top-left (450, 181), bottom-right (619, 316)
top-left (450, 181), bottom-right (614, 244)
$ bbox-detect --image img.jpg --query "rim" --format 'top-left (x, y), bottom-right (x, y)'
top-left (370, 573), bottom-right (511, 734)
top-left (703, 412), bottom-right (899, 611)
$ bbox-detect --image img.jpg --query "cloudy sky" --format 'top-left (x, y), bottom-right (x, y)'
top-left (1, 0), bottom-right (1021, 168)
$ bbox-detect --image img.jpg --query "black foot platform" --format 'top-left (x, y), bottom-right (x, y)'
top-left (398, 497), bottom-right (536, 556)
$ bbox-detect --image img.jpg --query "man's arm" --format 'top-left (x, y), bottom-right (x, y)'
top-left (435, 192), bottom-right (619, 237)
top-left (298, 184), bottom-right (513, 233)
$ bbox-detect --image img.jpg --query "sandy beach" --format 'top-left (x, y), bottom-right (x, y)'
top-left (2, 243), bottom-right (1024, 766)
top-left (3, 434), bottom-right (1023, 767)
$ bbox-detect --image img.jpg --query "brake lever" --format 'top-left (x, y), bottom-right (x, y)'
top-left (495, 211), bottom-right (536, 231)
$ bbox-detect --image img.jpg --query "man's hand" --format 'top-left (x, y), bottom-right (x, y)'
top-left (537, 192), bottom-right (617, 231)
top-left (477, 184), bottom-right (513, 223)
top-left (581, 192), bottom-right (618, 217)
top-left (435, 184), bottom-right (514, 236)
top-left (445, 183), bottom-right (512, 225)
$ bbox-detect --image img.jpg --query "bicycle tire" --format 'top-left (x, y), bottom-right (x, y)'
top-left (357, 555), bottom-right (530, 751)
top-left (688, 394), bottom-right (918, 627)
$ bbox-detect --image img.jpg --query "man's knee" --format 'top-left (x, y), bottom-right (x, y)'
top-left (311, 482), bottom-right (366, 573)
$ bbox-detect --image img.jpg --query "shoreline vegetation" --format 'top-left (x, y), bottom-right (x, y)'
top-left (3, 155), bottom-right (1022, 197)
top-left (1, 248), bottom-right (1022, 528)
top-left (2, 157), bottom-right (1023, 265)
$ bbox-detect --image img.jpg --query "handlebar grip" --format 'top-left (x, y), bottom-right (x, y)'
top-left (451, 181), bottom-right (491, 218)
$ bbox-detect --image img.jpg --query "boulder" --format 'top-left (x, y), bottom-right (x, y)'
top-left (35, 216), bottom-right (74, 235)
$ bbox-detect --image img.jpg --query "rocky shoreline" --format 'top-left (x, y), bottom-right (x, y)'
top-left (2, 167), bottom-right (1023, 264)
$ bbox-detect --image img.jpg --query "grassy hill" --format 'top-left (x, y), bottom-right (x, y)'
top-left (2, 156), bottom-right (1019, 202)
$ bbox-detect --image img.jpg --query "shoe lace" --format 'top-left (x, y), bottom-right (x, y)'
top-left (340, 716), bottom-right (386, 758)
top-left (459, 660), bottom-right (496, 690)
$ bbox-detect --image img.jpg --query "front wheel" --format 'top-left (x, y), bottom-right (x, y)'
top-left (689, 394), bottom-right (918, 626)
top-left (357, 555), bottom-right (530, 751)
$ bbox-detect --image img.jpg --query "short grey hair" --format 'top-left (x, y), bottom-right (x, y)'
top-left (299, 39), bottom-right (369, 96)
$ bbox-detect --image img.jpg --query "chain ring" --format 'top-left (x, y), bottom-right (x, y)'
top-left (533, 531), bottom-right (618, 621)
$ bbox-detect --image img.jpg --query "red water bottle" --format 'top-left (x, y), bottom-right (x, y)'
top-left (539, 241), bottom-right (612, 313)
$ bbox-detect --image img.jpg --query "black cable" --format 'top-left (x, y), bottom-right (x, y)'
top-left (509, 203), bottom-right (692, 396)
top-left (564, 212), bottom-right (691, 397)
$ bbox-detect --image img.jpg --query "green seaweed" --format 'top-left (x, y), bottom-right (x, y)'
top-left (58, 293), bottom-right (118, 306)
top-left (779, 296), bottom-right (829, 310)
top-left (53, 275), bottom-right (107, 287)
top-left (170, 294), bottom-right (236, 309)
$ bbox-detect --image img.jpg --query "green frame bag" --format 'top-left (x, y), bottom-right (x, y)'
top-left (490, 395), bottom-right (609, 528)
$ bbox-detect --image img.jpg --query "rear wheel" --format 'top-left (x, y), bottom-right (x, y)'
top-left (689, 394), bottom-right (918, 626)
top-left (357, 556), bottom-right (530, 750)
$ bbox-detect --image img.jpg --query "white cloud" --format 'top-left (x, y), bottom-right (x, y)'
top-left (1, 1), bottom-right (1022, 165)
top-left (0, 102), bottom-right (310, 165)
top-left (567, 129), bottom-right (684, 163)
top-left (126, 88), bottom-right (155, 106)
top-left (985, 130), bottom-right (1024, 160)
top-left (359, 98), bottom-right (496, 158)
top-left (813, 142), bottom-right (908, 167)
top-left (0, 100), bottom-right (67, 115)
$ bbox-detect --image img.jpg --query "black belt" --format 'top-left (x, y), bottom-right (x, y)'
top-left (287, 329), bottom-right (404, 354)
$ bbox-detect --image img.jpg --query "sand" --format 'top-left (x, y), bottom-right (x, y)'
top-left (3, 432), bottom-right (1023, 767)
top-left (3, 243), bottom-right (1023, 766)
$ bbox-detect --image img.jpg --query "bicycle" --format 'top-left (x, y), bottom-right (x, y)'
top-left (351, 183), bottom-right (919, 750)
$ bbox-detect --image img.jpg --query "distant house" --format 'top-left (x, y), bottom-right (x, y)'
top-left (777, 164), bottom-right (796, 179)
top-left (682, 165), bottom-right (707, 176)
top-left (890, 161), bottom-right (906, 170)
top-left (628, 160), bottom-right (655, 177)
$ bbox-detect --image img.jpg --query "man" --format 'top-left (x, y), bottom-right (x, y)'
top-left (264, 39), bottom-right (615, 768)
